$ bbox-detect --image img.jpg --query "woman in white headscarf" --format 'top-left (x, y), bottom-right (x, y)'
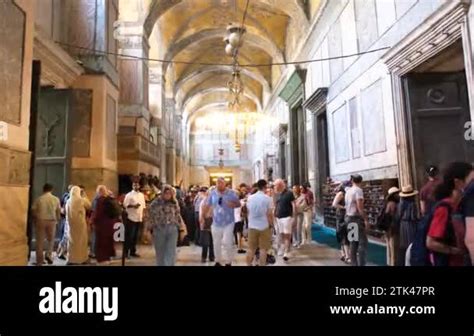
top-left (66, 186), bottom-right (91, 265)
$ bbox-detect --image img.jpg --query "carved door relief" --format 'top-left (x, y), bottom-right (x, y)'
top-left (33, 88), bottom-right (92, 200)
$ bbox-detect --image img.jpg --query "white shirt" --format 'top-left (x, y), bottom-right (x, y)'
top-left (123, 190), bottom-right (146, 222)
top-left (345, 186), bottom-right (364, 217)
top-left (234, 199), bottom-right (245, 223)
top-left (247, 191), bottom-right (272, 231)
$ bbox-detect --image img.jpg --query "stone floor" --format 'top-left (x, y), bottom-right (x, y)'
top-left (28, 240), bottom-right (356, 267)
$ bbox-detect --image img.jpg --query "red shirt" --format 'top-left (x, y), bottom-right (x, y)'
top-left (428, 198), bottom-right (466, 266)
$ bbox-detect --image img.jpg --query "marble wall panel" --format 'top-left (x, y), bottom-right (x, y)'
top-left (0, 0), bottom-right (25, 124)
top-left (106, 95), bottom-right (117, 161)
top-left (355, 0), bottom-right (379, 52)
top-left (71, 90), bottom-right (93, 158)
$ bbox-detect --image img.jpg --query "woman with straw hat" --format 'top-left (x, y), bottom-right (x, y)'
top-left (397, 185), bottom-right (419, 266)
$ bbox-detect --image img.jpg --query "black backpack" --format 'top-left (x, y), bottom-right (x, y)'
top-left (410, 201), bottom-right (454, 266)
top-left (376, 201), bottom-right (391, 231)
top-left (103, 197), bottom-right (122, 219)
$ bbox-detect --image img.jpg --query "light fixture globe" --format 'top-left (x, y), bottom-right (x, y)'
top-left (229, 32), bottom-right (241, 47)
top-left (225, 43), bottom-right (235, 56)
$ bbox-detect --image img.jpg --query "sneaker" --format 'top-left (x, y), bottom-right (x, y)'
top-left (57, 254), bottom-right (67, 261)
top-left (201, 258), bottom-right (207, 263)
top-left (238, 249), bottom-right (246, 254)
top-left (283, 254), bottom-right (289, 262)
top-left (45, 256), bottom-right (54, 265)
top-left (209, 257), bottom-right (215, 262)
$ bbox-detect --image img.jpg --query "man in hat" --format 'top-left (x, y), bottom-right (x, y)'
top-left (345, 174), bottom-right (368, 266)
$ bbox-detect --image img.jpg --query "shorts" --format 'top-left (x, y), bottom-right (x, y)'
top-left (248, 228), bottom-right (272, 251)
top-left (277, 217), bottom-right (293, 235)
top-left (234, 221), bottom-right (245, 234)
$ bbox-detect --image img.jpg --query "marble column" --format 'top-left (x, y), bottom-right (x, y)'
top-left (60, 0), bottom-right (119, 86)
top-left (0, 0), bottom-right (35, 265)
top-left (164, 98), bottom-right (176, 185)
top-left (149, 67), bottom-right (167, 183)
top-left (116, 22), bottom-right (159, 176)
top-left (56, 0), bottom-right (121, 196)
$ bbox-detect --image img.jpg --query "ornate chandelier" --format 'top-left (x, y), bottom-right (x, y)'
top-left (227, 68), bottom-right (243, 111)
top-left (224, 24), bottom-right (246, 112)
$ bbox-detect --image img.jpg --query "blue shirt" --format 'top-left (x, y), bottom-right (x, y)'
top-left (207, 189), bottom-right (239, 227)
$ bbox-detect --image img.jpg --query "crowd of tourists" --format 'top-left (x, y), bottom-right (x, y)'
top-left (332, 161), bottom-right (474, 267)
top-left (30, 175), bottom-right (316, 267)
top-left (31, 161), bottom-right (474, 267)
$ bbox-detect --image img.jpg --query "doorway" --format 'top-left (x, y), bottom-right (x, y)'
top-left (210, 174), bottom-right (233, 187)
top-left (403, 40), bottom-right (474, 188)
top-left (279, 124), bottom-right (288, 181)
top-left (314, 110), bottom-right (330, 197)
top-left (289, 104), bottom-right (307, 185)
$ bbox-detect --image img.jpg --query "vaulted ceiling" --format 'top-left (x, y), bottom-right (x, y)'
top-left (143, 0), bottom-right (322, 130)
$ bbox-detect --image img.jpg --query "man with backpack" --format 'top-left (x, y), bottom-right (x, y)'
top-left (411, 162), bottom-right (472, 266)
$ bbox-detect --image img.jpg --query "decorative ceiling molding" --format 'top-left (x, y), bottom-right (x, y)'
top-left (163, 28), bottom-right (285, 67)
top-left (144, 0), bottom-right (183, 37)
top-left (33, 27), bottom-right (84, 88)
top-left (382, 0), bottom-right (468, 75)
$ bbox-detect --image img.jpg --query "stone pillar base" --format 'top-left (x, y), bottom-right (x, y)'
top-left (0, 185), bottom-right (29, 265)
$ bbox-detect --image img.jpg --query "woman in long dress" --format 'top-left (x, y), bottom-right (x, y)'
top-left (92, 192), bottom-right (119, 265)
top-left (66, 186), bottom-right (91, 265)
